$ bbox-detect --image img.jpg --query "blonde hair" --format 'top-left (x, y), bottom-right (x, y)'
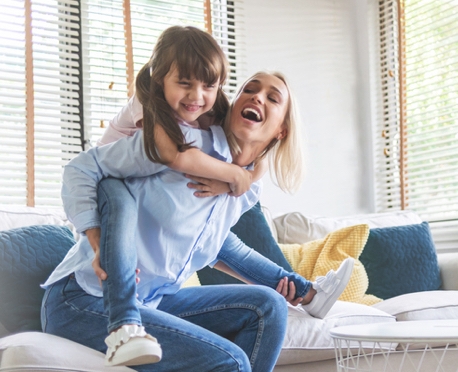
top-left (135, 26), bottom-right (229, 163)
top-left (224, 71), bottom-right (304, 193)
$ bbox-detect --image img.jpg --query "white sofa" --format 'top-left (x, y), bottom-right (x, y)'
top-left (1, 205), bottom-right (458, 372)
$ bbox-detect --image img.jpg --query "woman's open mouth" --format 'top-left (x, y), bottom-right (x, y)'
top-left (241, 107), bottom-right (262, 122)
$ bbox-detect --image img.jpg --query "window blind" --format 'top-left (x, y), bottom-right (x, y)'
top-left (82, 0), bottom-right (244, 147)
top-left (0, 0), bottom-right (82, 207)
top-left (375, 0), bottom-right (458, 251)
top-left (0, 0), bottom-right (243, 207)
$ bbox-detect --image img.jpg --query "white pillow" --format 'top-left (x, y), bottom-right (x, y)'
top-left (274, 210), bottom-right (422, 244)
top-left (0, 205), bottom-right (76, 236)
top-left (372, 290), bottom-right (458, 321)
top-left (277, 301), bottom-right (396, 365)
top-left (0, 332), bottom-right (134, 371)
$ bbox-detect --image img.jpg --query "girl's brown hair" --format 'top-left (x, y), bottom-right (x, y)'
top-left (136, 26), bottom-right (229, 163)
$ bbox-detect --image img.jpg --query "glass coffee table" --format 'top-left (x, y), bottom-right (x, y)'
top-left (330, 319), bottom-right (458, 372)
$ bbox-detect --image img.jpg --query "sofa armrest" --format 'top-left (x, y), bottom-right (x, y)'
top-left (437, 253), bottom-right (458, 290)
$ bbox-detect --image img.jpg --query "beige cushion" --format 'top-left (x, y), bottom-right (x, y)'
top-left (278, 301), bottom-right (395, 365)
top-left (372, 290), bottom-right (458, 321)
top-left (274, 210), bottom-right (422, 245)
top-left (0, 332), bottom-right (134, 371)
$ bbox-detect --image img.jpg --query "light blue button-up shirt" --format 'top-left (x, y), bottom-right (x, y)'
top-left (43, 125), bottom-right (261, 308)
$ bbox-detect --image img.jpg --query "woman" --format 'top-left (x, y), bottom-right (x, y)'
top-left (41, 72), bottom-right (353, 372)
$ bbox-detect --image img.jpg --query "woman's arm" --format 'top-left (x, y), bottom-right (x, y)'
top-left (62, 131), bottom-right (166, 233)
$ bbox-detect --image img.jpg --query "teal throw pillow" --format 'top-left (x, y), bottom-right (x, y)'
top-left (0, 225), bottom-right (75, 332)
top-left (360, 222), bottom-right (441, 300)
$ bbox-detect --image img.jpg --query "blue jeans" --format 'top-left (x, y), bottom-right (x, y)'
top-left (41, 178), bottom-right (304, 371)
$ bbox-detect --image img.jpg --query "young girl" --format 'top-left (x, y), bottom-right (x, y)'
top-left (97, 25), bottom-right (265, 197)
top-left (82, 25), bottom-right (267, 367)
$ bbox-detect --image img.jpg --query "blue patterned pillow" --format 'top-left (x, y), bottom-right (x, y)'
top-left (0, 225), bottom-right (75, 332)
top-left (360, 222), bottom-right (441, 300)
top-left (197, 202), bottom-right (293, 285)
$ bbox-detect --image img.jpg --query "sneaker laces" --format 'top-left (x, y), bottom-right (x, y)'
top-left (314, 270), bottom-right (337, 293)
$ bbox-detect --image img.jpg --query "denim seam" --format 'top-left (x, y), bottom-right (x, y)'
top-left (218, 250), bottom-right (311, 299)
top-left (41, 284), bottom-right (52, 332)
top-left (218, 250), bottom-right (268, 285)
top-left (62, 277), bottom-right (108, 319)
top-left (144, 322), bottom-right (247, 371)
top-left (177, 303), bottom-right (264, 369)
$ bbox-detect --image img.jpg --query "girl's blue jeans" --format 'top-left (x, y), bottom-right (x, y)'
top-left (41, 178), bottom-right (311, 371)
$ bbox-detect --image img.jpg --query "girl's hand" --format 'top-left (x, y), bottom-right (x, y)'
top-left (85, 227), bottom-right (107, 282)
top-left (276, 277), bottom-right (303, 306)
top-left (186, 174), bottom-right (231, 197)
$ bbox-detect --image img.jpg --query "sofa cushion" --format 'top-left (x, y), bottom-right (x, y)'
top-left (197, 201), bottom-right (293, 285)
top-left (277, 301), bottom-right (396, 365)
top-left (360, 222), bottom-right (442, 300)
top-left (0, 225), bottom-right (75, 333)
top-left (0, 205), bottom-right (72, 232)
top-left (274, 210), bottom-right (423, 244)
top-left (0, 332), bottom-right (134, 371)
top-left (372, 290), bottom-right (458, 321)
top-left (279, 225), bottom-right (382, 305)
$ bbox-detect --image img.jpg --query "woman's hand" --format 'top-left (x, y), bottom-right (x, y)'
top-left (186, 174), bottom-right (232, 197)
top-left (85, 228), bottom-right (141, 290)
top-left (85, 227), bottom-right (107, 282)
top-left (276, 277), bottom-right (303, 306)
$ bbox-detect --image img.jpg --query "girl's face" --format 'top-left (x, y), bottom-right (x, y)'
top-left (230, 73), bottom-right (289, 151)
top-left (163, 65), bottom-right (219, 123)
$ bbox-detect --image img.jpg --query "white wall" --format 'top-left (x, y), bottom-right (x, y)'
top-left (241, 0), bottom-right (376, 218)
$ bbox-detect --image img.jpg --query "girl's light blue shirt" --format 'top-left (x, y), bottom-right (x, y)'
top-left (43, 125), bottom-right (261, 309)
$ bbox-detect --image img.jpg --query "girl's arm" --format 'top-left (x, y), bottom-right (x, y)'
top-left (155, 125), bottom-right (268, 196)
top-left (185, 158), bottom-right (268, 197)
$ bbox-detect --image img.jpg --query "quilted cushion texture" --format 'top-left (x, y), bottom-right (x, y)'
top-left (360, 222), bottom-right (442, 300)
top-left (197, 201), bottom-right (293, 285)
top-left (0, 225), bottom-right (75, 332)
top-left (280, 224), bottom-right (382, 305)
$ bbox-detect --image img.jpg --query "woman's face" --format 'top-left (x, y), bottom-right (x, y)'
top-left (230, 73), bottom-right (289, 152)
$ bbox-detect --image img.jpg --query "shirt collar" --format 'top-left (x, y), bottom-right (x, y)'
top-left (209, 125), bottom-right (233, 163)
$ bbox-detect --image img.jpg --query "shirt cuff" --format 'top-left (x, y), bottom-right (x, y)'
top-left (71, 209), bottom-right (101, 234)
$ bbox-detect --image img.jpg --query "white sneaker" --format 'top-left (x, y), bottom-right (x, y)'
top-left (302, 258), bottom-right (355, 319)
top-left (105, 324), bottom-right (162, 366)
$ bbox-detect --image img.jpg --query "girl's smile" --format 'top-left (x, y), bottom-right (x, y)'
top-left (163, 65), bottom-right (219, 123)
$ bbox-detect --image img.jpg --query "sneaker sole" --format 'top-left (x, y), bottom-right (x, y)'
top-left (106, 338), bottom-right (162, 366)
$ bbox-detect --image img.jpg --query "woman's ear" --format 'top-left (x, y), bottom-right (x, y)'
top-left (277, 128), bottom-right (287, 140)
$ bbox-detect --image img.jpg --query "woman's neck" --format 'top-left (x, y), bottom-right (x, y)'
top-left (231, 144), bottom-right (262, 167)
